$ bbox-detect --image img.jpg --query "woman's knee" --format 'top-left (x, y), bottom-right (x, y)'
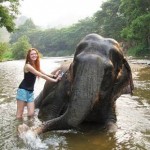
top-left (16, 100), bottom-right (25, 119)
top-left (27, 102), bottom-right (35, 117)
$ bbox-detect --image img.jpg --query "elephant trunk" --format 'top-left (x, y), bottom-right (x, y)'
top-left (65, 54), bottom-right (106, 126)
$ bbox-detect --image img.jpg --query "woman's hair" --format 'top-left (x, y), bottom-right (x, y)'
top-left (25, 48), bottom-right (40, 71)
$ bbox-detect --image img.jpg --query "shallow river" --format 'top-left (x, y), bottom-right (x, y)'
top-left (0, 57), bottom-right (149, 150)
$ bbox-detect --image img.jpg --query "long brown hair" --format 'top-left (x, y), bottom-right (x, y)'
top-left (25, 48), bottom-right (40, 71)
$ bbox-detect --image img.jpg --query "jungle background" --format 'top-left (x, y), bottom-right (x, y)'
top-left (0, 0), bottom-right (150, 61)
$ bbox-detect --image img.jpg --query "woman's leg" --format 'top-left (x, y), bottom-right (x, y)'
top-left (27, 102), bottom-right (35, 117)
top-left (16, 100), bottom-right (26, 119)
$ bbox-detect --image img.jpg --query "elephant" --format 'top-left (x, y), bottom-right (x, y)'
top-left (19, 33), bottom-right (134, 134)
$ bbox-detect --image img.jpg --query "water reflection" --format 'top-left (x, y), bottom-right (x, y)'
top-left (134, 67), bottom-right (150, 103)
top-left (0, 58), bottom-right (149, 150)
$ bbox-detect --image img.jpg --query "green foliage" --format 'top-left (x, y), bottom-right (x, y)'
top-left (120, 0), bottom-right (150, 56)
top-left (0, 42), bottom-right (10, 61)
top-left (121, 27), bottom-right (132, 39)
top-left (127, 44), bottom-right (149, 57)
top-left (12, 35), bottom-right (31, 59)
top-left (10, 19), bottom-right (37, 43)
top-left (119, 0), bottom-right (150, 21)
top-left (2, 49), bottom-right (13, 60)
top-left (10, 17), bottom-right (97, 57)
top-left (129, 14), bottom-right (150, 47)
top-left (94, 0), bottom-right (126, 40)
top-left (0, 0), bottom-right (20, 32)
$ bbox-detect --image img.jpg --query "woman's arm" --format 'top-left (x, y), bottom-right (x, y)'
top-left (25, 64), bottom-right (61, 82)
top-left (40, 69), bottom-right (54, 78)
top-left (40, 68), bottom-right (61, 78)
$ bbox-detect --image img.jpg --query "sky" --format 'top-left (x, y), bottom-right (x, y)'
top-left (19, 0), bottom-right (105, 28)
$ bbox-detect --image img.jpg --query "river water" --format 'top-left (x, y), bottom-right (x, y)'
top-left (0, 57), bottom-right (149, 150)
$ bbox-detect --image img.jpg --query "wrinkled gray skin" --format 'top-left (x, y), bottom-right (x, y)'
top-left (35, 33), bottom-right (134, 133)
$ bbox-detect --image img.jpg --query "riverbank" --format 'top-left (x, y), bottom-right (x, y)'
top-left (59, 57), bottom-right (150, 77)
top-left (127, 58), bottom-right (150, 78)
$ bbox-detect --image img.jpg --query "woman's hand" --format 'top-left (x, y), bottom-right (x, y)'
top-left (53, 70), bottom-right (61, 78)
top-left (56, 74), bottom-right (62, 81)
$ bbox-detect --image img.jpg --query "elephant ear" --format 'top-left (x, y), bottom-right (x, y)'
top-left (112, 57), bottom-right (134, 100)
top-left (122, 58), bottom-right (134, 94)
top-left (109, 42), bottom-right (134, 99)
top-left (109, 44), bottom-right (124, 78)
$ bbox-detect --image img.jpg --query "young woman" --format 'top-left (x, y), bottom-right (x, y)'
top-left (16, 48), bottom-right (61, 119)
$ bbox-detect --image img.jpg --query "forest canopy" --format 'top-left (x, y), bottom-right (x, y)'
top-left (0, 0), bottom-right (150, 61)
top-left (0, 0), bottom-right (20, 32)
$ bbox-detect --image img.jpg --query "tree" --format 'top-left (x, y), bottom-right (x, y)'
top-left (0, 0), bottom-right (20, 32)
top-left (94, 0), bottom-right (126, 40)
top-left (120, 0), bottom-right (150, 56)
top-left (10, 18), bottom-right (37, 43)
top-left (0, 42), bottom-right (10, 61)
top-left (36, 17), bottom-right (98, 56)
top-left (12, 35), bottom-right (31, 59)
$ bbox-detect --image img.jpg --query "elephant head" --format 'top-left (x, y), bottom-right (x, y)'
top-left (33, 33), bottom-right (134, 134)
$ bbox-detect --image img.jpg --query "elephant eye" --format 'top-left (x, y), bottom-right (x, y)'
top-left (75, 42), bottom-right (88, 56)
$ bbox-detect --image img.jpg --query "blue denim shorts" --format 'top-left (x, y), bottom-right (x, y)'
top-left (16, 88), bottom-right (34, 102)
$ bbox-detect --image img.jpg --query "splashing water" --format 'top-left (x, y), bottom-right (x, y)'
top-left (19, 129), bottom-right (48, 150)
